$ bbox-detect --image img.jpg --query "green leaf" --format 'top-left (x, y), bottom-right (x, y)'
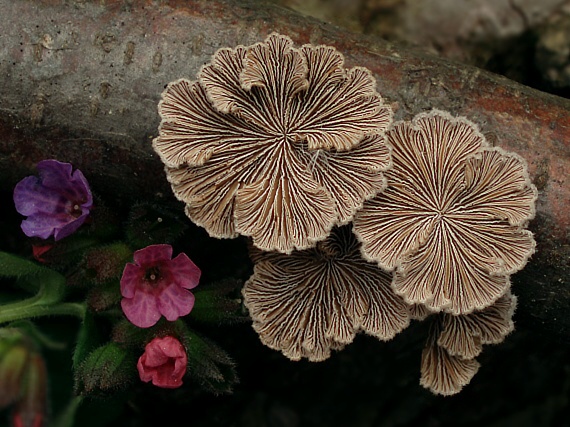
top-left (72, 312), bottom-right (102, 370)
top-left (110, 319), bottom-right (154, 347)
top-left (0, 252), bottom-right (49, 278)
top-left (191, 278), bottom-right (249, 325)
top-left (74, 342), bottom-right (137, 396)
top-left (181, 328), bottom-right (239, 395)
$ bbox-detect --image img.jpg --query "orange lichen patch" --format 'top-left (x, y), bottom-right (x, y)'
top-left (242, 226), bottom-right (410, 362)
top-left (154, 33), bottom-right (393, 254)
top-left (354, 110), bottom-right (537, 315)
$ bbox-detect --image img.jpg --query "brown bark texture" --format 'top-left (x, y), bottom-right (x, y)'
top-left (0, 0), bottom-right (568, 340)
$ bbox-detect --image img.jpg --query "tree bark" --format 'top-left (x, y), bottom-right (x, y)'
top-left (1, 0), bottom-right (568, 340)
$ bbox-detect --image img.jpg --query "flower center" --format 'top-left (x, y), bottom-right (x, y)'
top-left (69, 202), bottom-right (83, 218)
top-left (144, 267), bottom-right (161, 284)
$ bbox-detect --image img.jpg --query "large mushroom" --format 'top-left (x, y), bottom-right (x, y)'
top-left (242, 226), bottom-right (410, 361)
top-left (420, 292), bottom-right (517, 396)
top-left (353, 110), bottom-right (537, 315)
top-left (153, 33), bottom-right (393, 254)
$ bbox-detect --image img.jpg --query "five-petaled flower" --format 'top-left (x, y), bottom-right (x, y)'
top-left (13, 159), bottom-right (93, 241)
top-left (120, 244), bottom-right (201, 328)
top-left (137, 336), bottom-right (187, 389)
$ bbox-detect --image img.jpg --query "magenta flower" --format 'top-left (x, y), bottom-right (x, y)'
top-left (13, 160), bottom-right (93, 241)
top-left (120, 244), bottom-right (201, 328)
top-left (137, 336), bottom-right (187, 389)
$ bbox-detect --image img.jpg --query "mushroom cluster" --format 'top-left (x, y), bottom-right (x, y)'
top-left (353, 110), bottom-right (536, 394)
top-left (153, 33), bottom-right (393, 254)
top-left (153, 35), bottom-right (537, 396)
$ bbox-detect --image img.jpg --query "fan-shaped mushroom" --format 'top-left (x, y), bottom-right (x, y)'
top-left (153, 33), bottom-right (393, 254)
top-left (420, 292), bottom-right (516, 396)
top-left (354, 110), bottom-right (537, 315)
top-left (242, 226), bottom-right (410, 361)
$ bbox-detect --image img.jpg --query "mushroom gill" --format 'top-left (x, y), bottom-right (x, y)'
top-left (242, 226), bottom-right (410, 362)
top-left (153, 33), bottom-right (393, 254)
top-left (420, 292), bottom-right (517, 396)
top-left (353, 110), bottom-right (537, 315)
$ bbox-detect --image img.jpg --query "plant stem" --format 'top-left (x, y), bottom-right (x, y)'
top-left (0, 300), bottom-right (85, 324)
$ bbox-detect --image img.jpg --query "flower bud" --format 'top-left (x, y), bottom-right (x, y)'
top-left (11, 353), bottom-right (47, 427)
top-left (0, 345), bottom-right (30, 408)
top-left (137, 336), bottom-right (187, 389)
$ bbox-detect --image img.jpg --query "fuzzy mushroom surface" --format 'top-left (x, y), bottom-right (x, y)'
top-left (153, 33), bottom-right (393, 254)
top-left (420, 292), bottom-right (516, 396)
top-left (242, 226), bottom-right (410, 362)
top-left (353, 110), bottom-right (537, 315)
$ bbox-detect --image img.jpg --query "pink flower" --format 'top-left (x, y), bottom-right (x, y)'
top-left (137, 336), bottom-right (187, 389)
top-left (120, 244), bottom-right (201, 328)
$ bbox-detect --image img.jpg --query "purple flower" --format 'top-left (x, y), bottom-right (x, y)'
top-left (120, 244), bottom-right (201, 328)
top-left (13, 160), bottom-right (93, 241)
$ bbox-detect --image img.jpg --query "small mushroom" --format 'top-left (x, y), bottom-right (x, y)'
top-left (437, 292), bottom-right (516, 359)
top-left (353, 110), bottom-right (537, 314)
top-left (420, 292), bottom-right (516, 396)
top-left (242, 226), bottom-right (410, 361)
top-left (154, 33), bottom-right (393, 254)
top-left (420, 321), bottom-right (481, 397)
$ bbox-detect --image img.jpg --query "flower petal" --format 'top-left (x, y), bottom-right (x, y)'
top-left (37, 160), bottom-right (91, 205)
top-left (20, 214), bottom-right (73, 240)
top-left (137, 336), bottom-right (187, 389)
top-left (120, 263), bottom-right (142, 298)
top-left (121, 291), bottom-right (161, 328)
top-left (156, 285), bottom-right (195, 321)
top-left (169, 253), bottom-right (201, 290)
top-left (52, 214), bottom-right (88, 241)
top-left (13, 176), bottom-right (65, 216)
top-left (132, 244), bottom-right (173, 267)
